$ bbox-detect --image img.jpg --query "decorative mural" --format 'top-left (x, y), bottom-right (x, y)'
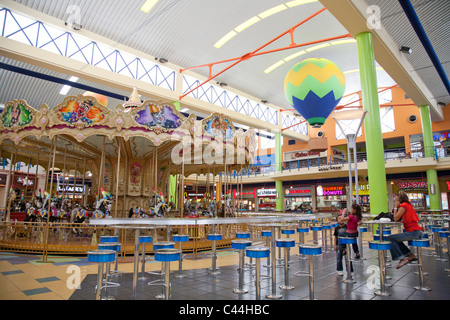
top-left (134, 103), bottom-right (181, 131)
top-left (203, 114), bottom-right (234, 140)
top-left (55, 96), bottom-right (106, 128)
top-left (1, 100), bottom-right (34, 129)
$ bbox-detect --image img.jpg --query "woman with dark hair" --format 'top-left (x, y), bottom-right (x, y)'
top-left (340, 203), bottom-right (363, 259)
top-left (386, 190), bottom-right (423, 269)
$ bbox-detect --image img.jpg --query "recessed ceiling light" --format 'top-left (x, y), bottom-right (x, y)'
top-left (259, 4), bottom-right (288, 19)
top-left (140, 0), bottom-right (158, 13)
top-left (285, 0), bottom-right (317, 7)
top-left (235, 16), bottom-right (260, 32)
top-left (214, 30), bottom-right (237, 48)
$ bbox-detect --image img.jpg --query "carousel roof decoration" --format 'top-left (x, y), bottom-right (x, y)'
top-left (123, 86), bottom-right (143, 111)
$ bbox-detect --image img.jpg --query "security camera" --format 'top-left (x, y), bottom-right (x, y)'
top-left (317, 131), bottom-right (324, 138)
top-left (65, 21), bottom-right (82, 30)
top-left (408, 115), bottom-right (417, 123)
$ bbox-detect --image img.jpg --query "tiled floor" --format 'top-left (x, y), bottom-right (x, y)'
top-left (1, 240), bottom-right (449, 302)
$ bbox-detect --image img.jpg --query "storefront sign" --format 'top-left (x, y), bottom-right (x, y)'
top-left (284, 187), bottom-right (311, 197)
top-left (234, 189), bottom-right (255, 198)
top-left (322, 186), bottom-right (344, 196)
top-left (257, 189), bottom-right (277, 197)
top-left (396, 181), bottom-right (428, 192)
top-left (57, 185), bottom-right (85, 193)
top-left (283, 149), bottom-right (327, 162)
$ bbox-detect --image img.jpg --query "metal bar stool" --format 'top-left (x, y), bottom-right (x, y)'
top-left (435, 227), bottom-right (448, 261)
top-left (139, 235), bottom-right (153, 280)
top-left (87, 250), bottom-right (116, 300)
top-left (338, 237), bottom-right (356, 283)
top-left (207, 233), bottom-right (223, 275)
top-left (236, 231), bottom-right (252, 269)
top-left (276, 238), bottom-right (296, 290)
top-left (295, 245), bottom-right (322, 300)
top-left (358, 226), bottom-right (368, 260)
top-left (172, 234), bottom-right (189, 278)
top-left (154, 248), bottom-right (181, 300)
top-left (148, 241), bottom-right (175, 287)
top-left (430, 226), bottom-right (446, 259)
top-left (297, 227), bottom-right (309, 260)
top-left (246, 246), bottom-right (270, 300)
top-left (97, 242), bottom-right (121, 291)
top-left (368, 241), bottom-right (392, 296)
top-left (310, 225), bottom-right (322, 245)
top-left (99, 235), bottom-right (122, 277)
top-left (408, 239), bottom-right (431, 291)
top-left (322, 225), bottom-right (332, 252)
top-left (231, 239), bottom-right (252, 294)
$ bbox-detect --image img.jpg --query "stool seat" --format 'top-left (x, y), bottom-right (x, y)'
top-left (231, 239), bottom-right (252, 250)
top-left (88, 250), bottom-right (116, 263)
top-left (235, 232), bottom-right (251, 239)
top-left (322, 225), bottom-right (331, 230)
top-left (299, 245), bottom-right (322, 255)
top-left (408, 239), bottom-right (430, 247)
top-left (373, 235), bottom-right (381, 241)
top-left (98, 242), bottom-right (121, 252)
top-left (431, 226), bottom-right (446, 232)
top-left (246, 246), bottom-right (270, 259)
top-left (276, 238), bottom-right (295, 248)
top-left (207, 233), bottom-right (223, 241)
top-left (172, 234), bottom-right (189, 242)
top-left (281, 228), bottom-right (296, 235)
top-left (338, 237), bottom-right (357, 245)
top-left (154, 249), bottom-right (181, 262)
top-left (297, 227), bottom-right (309, 233)
top-left (439, 231), bottom-right (449, 238)
top-left (359, 227), bottom-right (368, 232)
top-left (375, 230), bottom-right (391, 235)
top-left (369, 241), bottom-right (391, 251)
top-left (310, 226), bottom-right (322, 231)
top-left (140, 235), bottom-right (153, 243)
top-left (422, 233), bottom-right (429, 239)
top-left (153, 241), bottom-right (175, 250)
top-left (261, 230), bottom-right (272, 237)
top-left (331, 223), bottom-right (338, 228)
top-left (100, 236), bottom-right (118, 243)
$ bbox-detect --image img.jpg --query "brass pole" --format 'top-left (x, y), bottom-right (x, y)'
top-left (114, 142), bottom-right (121, 218)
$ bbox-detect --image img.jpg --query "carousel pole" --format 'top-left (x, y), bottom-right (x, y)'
top-left (32, 153), bottom-right (40, 202)
top-left (73, 161), bottom-right (78, 202)
top-left (4, 148), bottom-right (15, 221)
top-left (97, 136), bottom-right (106, 199)
top-left (180, 147), bottom-right (185, 217)
top-left (40, 135), bottom-right (57, 264)
top-left (114, 141), bottom-right (121, 218)
top-left (62, 145), bottom-right (67, 199)
top-left (82, 158), bottom-right (86, 207)
top-left (24, 157), bottom-right (31, 202)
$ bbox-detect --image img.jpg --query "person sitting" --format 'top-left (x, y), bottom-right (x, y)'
top-left (385, 190), bottom-right (422, 269)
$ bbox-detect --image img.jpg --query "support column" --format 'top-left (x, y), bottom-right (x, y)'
top-left (356, 31), bottom-right (388, 215)
top-left (275, 131), bottom-right (283, 212)
top-left (169, 101), bottom-right (181, 209)
top-left (419, 105), bottom-right (441, 211)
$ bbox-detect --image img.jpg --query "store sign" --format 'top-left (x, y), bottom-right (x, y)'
top-left (257, 189), bottom-right (277, 197)
top-left (322, 186), bottom-right (344, 196)
top-left (285, 187), bottom-right (311, 197)
top-left (396, 181), bottom-right (428, 192)
top-left (352, 183), bottom-right (370, 195)
top-left (57, 185), bottom-right (85, 193)
top-left (283, 149), bottom-right (326, 161)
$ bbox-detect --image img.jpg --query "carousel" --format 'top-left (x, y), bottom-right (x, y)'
top-left (0, 87), bottom-right (258, 256)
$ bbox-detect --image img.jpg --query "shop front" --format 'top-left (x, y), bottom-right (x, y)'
top-left (284, 187), bottom-right (312, 212)
top-left (283, 149), bottom-right (327, 170)
top-left (394, 180), bottom-right (428, 210)
top-left (316, 185), bottom-right (346, 212)
top-left (256, 188), bottom-right (277, 211)
top-left (234, 188), bottom-right (256, 211)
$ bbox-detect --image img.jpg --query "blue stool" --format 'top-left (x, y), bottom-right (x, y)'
top-left (338, 237), bottom-right (357, 283)
top-left (148, 241), bottom-right (174, 281)
top-left (231, 240), bottom-right (252, 294)
top-left (436, 228), bottom-right (448, 261)
top-left (276, 238), bottom-right (296, 290)
top-left (235, 231), bottom-right (251, 239)
top-left (297, 227), bottom-right (309, 260)
top-left (358, 226), bottom-right (368, 259)
top-left (154, 248), bottom-right (181, 300)
top-left (100, 235), bottom-right (118, 243)
top-left (322, 225), bottom-right (332, 252)
top-left (207, 233), bottom-right (223, 275)
top-left (369, 241), bottom-right (392, 296)
top-left (408, 239), bottom-right (431, 291)
top-left (97, 242), bottom-right (122, 287)
top-left (310, 225), bottom-right (322, 245)
top-left (139, 235), bottom-right (153, 280)
top-left (295, 245), bottom-right (322, 300)
top-left (87, 250), bottom-right (116, 300)
top-left (261, 230), bottom-right (272, 268)
top-left (281, 228), bottom-right (296, 238)
top-left (246, 246), bottom-right (270, 300)
top-left (100, 236), bottom-right (122, 277)
top-left (430, 226), bottom-right (446, 259)
top-left (172, 234), bottom-right (189, 278)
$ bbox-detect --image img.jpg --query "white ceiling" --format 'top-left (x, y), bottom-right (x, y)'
top-left (0, 0), bottom-right (448, 124)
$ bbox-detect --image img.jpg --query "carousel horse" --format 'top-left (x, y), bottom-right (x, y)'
top-left (92, 197), bottom-right (112, 219)
top-left (70, 205), bottom-right (89, 234)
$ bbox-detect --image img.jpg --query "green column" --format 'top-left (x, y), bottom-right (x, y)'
top-left (275, 131), bottom-right (283, 212)
top-left (356, 32), bottom-right (388, 215)
top-left (419, 105), bottom-right (441, 212)
top-left (169, 101), bottom-right (181, 208)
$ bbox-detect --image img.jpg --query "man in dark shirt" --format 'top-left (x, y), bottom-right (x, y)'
top-left (334, 216), bottom-right (353, 276)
